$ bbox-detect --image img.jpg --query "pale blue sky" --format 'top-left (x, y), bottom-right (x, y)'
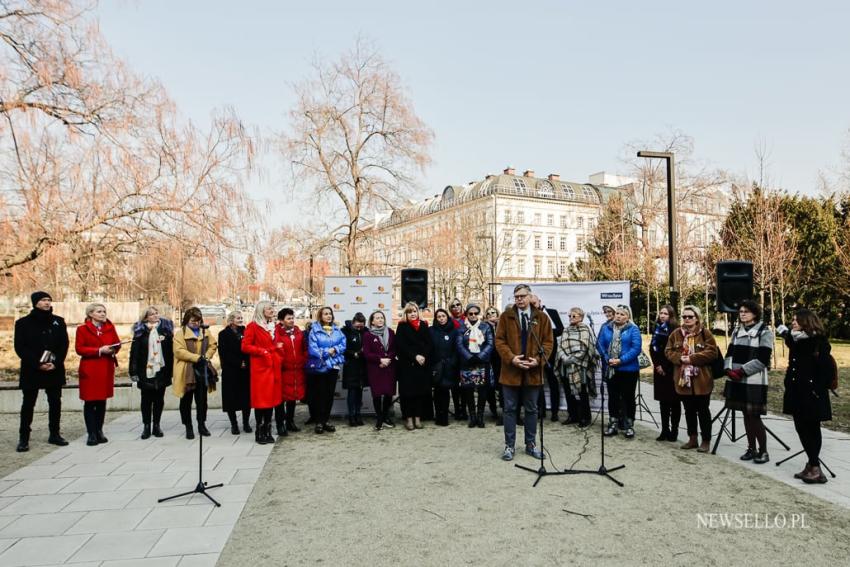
top-left (97, 1), bottom-right (850, 223)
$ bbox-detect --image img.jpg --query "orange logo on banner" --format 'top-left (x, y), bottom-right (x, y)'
top-left (378, 303), bottom-right (385, 308)
top-left (378, 286), bottom-right (385, 292)
top-left (333, 287), bottom-right (341, 292)
top-left (355, 296), bottom-right (363, 302)
top-left (355, 279), bottom-right (363, 285)
top-left (333, 304), bottom-right (341, 310)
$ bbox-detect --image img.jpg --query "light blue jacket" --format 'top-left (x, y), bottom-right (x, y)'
top-left (307, 321), bottom-right (346, 373)
top-left (596, 321), bottom-right (642, 373)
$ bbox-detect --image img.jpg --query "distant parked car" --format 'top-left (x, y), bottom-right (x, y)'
top-left (197, 305), bottom-right (227, 326)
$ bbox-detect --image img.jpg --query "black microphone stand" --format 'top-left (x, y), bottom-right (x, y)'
top-left (563, 314), bottom-right (625, 487)
top-left (159, 327), bottom-right (223, 507)
top-left (514, 309), bottom-right (570, 487)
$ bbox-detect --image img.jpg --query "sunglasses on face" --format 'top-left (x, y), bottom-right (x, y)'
top-left (682, 315), bottom-right (696, 319)
top-left (451, 303), bottom-right (461, 308)
top-left (468, 311), bottom-right (480, 316)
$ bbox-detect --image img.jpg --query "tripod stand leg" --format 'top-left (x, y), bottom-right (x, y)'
top-left (775, 449), bottom-right (805, 467)
top-left (764, 425), bottom-right (791, 451)
top-left (819, 459), bottom-right (836, 478)
top-left (711, 409), bottom-right (731, 455)
top-left (158, 489), bottom-right (198, 503)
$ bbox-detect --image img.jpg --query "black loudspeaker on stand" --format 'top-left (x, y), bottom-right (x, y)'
top-left (400, 268), bottom-right (428, 309)
top-left (514, 310), bottom-right (570, 487)
top-left (716, 261), bottom-right (754, 313)
top-left (159, 329), bottom-right (223, 507)
top-left (563, 315), bottom-right (625, 487)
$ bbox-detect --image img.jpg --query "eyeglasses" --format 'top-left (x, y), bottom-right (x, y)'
top-left (468, 311), bottom-right (480, 316)
top-left (569, 314), bottom-right (581, 318)
top-left (514, 294), bottom-right (528, 300)
top-left (682, 315), bottom-right (696, 319)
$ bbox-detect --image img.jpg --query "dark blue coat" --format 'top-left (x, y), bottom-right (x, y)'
top-left (456, 321), bottom-right (495, 369)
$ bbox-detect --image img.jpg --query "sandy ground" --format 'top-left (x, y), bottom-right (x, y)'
top-left (219, 409), bottom-right (850, 567)
top-left (0, 409), bottom-right (133, 478)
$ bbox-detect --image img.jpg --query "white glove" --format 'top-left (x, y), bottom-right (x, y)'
top-left (776, 324), bottom-right (789, 336)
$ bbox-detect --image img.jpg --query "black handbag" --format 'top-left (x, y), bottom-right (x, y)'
top-left (711, 355), bottom-right (726, 380)
top-left (193, 335), bottom-right (219, 387)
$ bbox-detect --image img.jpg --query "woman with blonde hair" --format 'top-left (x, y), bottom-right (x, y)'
top-left (129, 306), bottom-right (174, 439)
top-left (173, 307), bottom-right (218, 440)
top-left (76, 303), bottom-right (121, 446)
top-left (665, 305), bottom-right (719, 452)
top-left (242, 301), bottom-right (282, 444)
top-left (218, 310), bottom-right (252, 435)
top-left (395, 302), bottom-right (433, 430)
top-left (306, 306), bottom-right (346, 434)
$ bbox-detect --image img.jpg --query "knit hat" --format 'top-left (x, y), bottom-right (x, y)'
top-left (31, 291), bottom-right (52, 307)
top-left (465, 303), bottom-right (481, 315)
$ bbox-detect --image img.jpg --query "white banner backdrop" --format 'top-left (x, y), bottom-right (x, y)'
top-left (324, 276), bottom-right (394, 416)
top-left (501, 281), bottom-right (631, 411)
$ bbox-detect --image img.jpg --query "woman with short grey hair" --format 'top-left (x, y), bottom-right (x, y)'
top-left (129, 306), bottom-right (174, 439)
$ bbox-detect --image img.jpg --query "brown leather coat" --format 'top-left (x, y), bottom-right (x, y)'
top-left (494, 306), bottom-right (554, 387)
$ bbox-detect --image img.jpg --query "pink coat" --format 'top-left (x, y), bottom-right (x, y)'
top-left (362, 329), bottom-right (397, 396)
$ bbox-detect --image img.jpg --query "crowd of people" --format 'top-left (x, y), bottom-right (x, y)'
top-left (12, 286), bottom-right (836, 483)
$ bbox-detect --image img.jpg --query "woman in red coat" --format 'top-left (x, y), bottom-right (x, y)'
top-left (242, 301), bottom-right (283, 444)
top-left (76, 303), bottom-right (121, 446)
top-left (274, 307), bottom-right (306, 435)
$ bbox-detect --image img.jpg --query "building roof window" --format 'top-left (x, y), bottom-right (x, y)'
top-left (513, 178), bottom-right (527, 194)
top-left (537, 180), bottom-right (554, 198)
top-left (560, 183), bottom-right (576, 199)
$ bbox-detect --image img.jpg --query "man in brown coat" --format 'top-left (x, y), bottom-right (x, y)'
top-left (494, 284), bottom-right (554, 461)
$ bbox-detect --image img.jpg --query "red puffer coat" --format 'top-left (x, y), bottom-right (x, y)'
top-left (275, 324), bottom-right (306, 401)
top-left (242, 321), bottom-right (283, 409)
top-left (76, 320), bottom-right (121, 401)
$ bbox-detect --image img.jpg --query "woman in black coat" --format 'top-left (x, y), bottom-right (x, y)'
top-left (218, 311), bottom-right (252, 435)
top-left (129, 307), bottom-right (174, 439)
top-left (780, 308), bottom-right (833, 484)
top-left (14, 291), bottom-right (70, 452)
top-left (429, 309), bottom-right (458, 426)
top-left (650, 304), bottom-right (680, 442)
top-left (342, 313), bottom-right (368, 427)
top-left (395, 302), bottom-right (433, 430)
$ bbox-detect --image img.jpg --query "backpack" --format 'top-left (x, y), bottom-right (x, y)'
top-left (826, 353), bottom-right (839, 393)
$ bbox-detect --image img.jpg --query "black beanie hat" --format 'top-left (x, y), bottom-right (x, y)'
top-left (31, 291), bottom-right (52, 307)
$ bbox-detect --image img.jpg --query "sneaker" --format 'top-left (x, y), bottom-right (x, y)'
top-left (525, 444), bottom-right (543, 459)
top-left (740, 448), bottom-right (755, 461)
top-left (753, 451), bottom-right (770, 464)
top-left (604, 424), bottom-right (618, 437)
top-left (623, 428), bottom-right (635, 439)
top-left (501, 446), bottom-right (515, 461)
top-left (383, 418), bottom-right (395, 429)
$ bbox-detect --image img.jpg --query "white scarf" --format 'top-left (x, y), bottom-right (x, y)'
top-left (146, 325), bottom-right (165, 379)
top-left (264, 320), bottom-right (275, 338)
top-left (466, 319), bottom-right (484, 354)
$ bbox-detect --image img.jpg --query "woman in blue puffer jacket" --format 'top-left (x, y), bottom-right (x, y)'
top-left (307, 306), bottom-right (347, 434)
top-left (596, 304), bottom-right (642, 439)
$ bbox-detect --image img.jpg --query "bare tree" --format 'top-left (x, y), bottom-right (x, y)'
top-left (282, 39), bottom-right (433, 274)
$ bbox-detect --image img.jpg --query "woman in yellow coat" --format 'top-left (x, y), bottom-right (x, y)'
top-left (173, 307), bottom-right (218, 439)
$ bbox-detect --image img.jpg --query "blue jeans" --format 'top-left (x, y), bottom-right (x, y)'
top-left (503, 385), bottom-right (539, 449)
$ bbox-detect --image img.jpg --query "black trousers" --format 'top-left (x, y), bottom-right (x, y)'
top-left (683, 395), bottom-right (712, 441)
top-left (83, 400), bottom-right (107, 434)
top-left (312, 371), bottom-right (338, 424)
top-left (608, 371), bottom-right (639, 425)
top-left (20, 387), bottom-right (62, 436)
top-left (463, 386), bottom-right (489, 417)
top-left (451, 385), bottom-right (465, 417)
top-left (564, 383), bottom-right (592, 424)
top-left (372, 395), bottom-right (393, 424)
top-left (659, 400), bottom-right (682, 435)
top-left (486, 384), bottom-right (501, 417)
top-left (140, 387), bottom-right (166, 425)
top-left (275, 401), bottom-right (295, 427)
top-left (179, 386), bottom-right (208, 425)
top-left (400, 394), bottom-right (429, 419)
top-left (229, 408), bottom-right (252, 426)
top-left (540, 363), bottom-right (561, 417)
top-left (793, 415), bottom-right (823, 467)
top-left (433, 387), bottom-right (451, 424)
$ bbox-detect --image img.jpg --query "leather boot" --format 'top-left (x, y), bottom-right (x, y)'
top-left (680, 435), bottom-right (698, 450)
top-left (265, 423), bottom-right (276, 444)
top-left (197, 422), bottom-right (211, 437)
top-left (185, 423), bottom-right (195, 440)
top-left (795, 464), bottom-right (813, 479)
top-left (277, 420), bottom-right (288, 437)
top-left (48, 432), bottom-right (69, 446)
top-left (242, 417), bottom-right (253, 433)
top-left (477, 412), bottom-right (485, 428)
top-left (96, 430), bottom-right (108, 443)
top-left (141, 424), bottom-right (151, 440)
top-left (152, 423), bottom-right (164, 437)
top-left (16, 431), bottom-right (30, 452)
top-left (255, 423), bottom-right (265, 444)
top-left (286, 420), bottom-right (299, 433)
top-left (801, 465), bottom-right (827, 484)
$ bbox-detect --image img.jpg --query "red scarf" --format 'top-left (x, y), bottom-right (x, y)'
top-left (408, 319), bottom-right (421, 331)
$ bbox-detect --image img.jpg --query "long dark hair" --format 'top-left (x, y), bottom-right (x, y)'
top-left (658, 304), bottom-right (679, 329)
top-left (794, 308), bottom-right (825, 337)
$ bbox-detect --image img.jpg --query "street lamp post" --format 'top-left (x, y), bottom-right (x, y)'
top-left (636, 151), bottom-right (679, 310)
